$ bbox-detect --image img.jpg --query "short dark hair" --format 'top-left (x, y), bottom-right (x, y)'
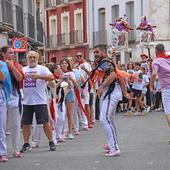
top-left (155, 44), bottom-right (165, 52)
top-left (0, 46), bottom-right (9, 60)
top-left (135, 62), bottom-right (141, 66)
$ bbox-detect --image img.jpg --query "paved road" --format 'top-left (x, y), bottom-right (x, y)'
top-left (1, 111), bottom-right (170, 170)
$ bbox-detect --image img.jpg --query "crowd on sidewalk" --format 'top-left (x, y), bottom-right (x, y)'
top-left (0, 43), bottom-right (169, 162)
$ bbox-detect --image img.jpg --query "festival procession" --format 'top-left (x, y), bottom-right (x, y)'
top-left (0, 0), bottom-right (170, 169)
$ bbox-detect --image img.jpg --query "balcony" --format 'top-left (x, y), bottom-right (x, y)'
top-left (28, 13), bottom-right (35, 39)
top-left (93, 30), bottom-right (107, 47)
top-left (16, 5), bottom-right (24, 33)
top-left (46, 30), bottom-right (83, 48)
top-left (1, 0), bottom-right (13, 25)
top-left (37, 20), bottom-right (43, 43)
top-left (128, 25), bottom-right (136, 43)
top-left (45, 0), bottom-right (80, 8)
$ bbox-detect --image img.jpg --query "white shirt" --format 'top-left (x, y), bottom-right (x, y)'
top-left (79, 62), bottom-right (92, 89)
top-left (63, 71), bottom-right (76, 90)
top-left (101, 83), bottom-right (122, 102)
top-left (23, 65), bottom-right (52, 105)
top-left (132, 70), bottom-right (143, 90)
top-left (142, 75), bottom-right (149, 92)
top-left (141, 62), bottom-right (151, 78)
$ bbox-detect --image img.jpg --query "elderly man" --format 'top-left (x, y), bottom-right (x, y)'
top-left (150, 44), bottom-right (170, 143)
top-left (21, 51), bottom-right (56, 152)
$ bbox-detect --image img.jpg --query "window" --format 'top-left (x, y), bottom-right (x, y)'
top-left (28, 0), bottom-right (34, 15)
top-left (18, 0), bottom-right (23, 8)
top-left (98, 8), bottom-right (106, 31)
top-left (50, 17), bottom-right (57, 35)
top-left (74, 9), bottom-right (83, 43)
top-left (126, 1), bottom-right (134, 25)
top-left (112, 5), bottom-right (119, 22)
top-left (98, 8), bottom-right (107, 44)
top-left (49, 15), bottom-right (57, 47)
top-left (61, 12), bottom-right (70, 45)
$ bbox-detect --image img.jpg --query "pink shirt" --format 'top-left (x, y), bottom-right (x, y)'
top-left (152, 58), bottom-right (170, 90)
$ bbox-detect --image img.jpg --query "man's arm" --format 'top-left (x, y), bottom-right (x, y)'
top-left (31, 74), bottom-right (54, 81)
top-left (97, 71), bottom-right (116, 97)
top-left (119, 79), bottom-right (128, 97)
top-left (6, 60), bottom-right (23, 81)
top-left (0, 71), bottom-right (6, 81)
top-left (150, 69), bottom-right (157, 91)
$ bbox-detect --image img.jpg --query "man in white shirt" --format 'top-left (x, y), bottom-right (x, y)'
top-left (21, 51), bottom-right (56, 152)
top-left (76, 52), bottom-right (92, 129)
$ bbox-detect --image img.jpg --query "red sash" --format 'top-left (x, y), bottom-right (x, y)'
top-left (74, 87), bottom-right (88, 117)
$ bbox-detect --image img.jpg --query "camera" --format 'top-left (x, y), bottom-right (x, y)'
top-left (63, 75), bottom-right (68, 82)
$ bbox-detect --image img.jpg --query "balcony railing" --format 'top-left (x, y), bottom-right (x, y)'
top-left (1, 0), bottom-right (13, 25)
top-left (16, 5), bottom-right (24, 33)
top-left (93, 30), bottom-right (107, 47)
top-left (37, 20), bottom-right (43, 43)
top-left (128, 25), bottom-right (136, 43)
top-left (28, 13), bottom-right (35, 39)
top-left (46, 30), bottom-right (83, 48)
top-left (45, 0), bottom-right (72, 8)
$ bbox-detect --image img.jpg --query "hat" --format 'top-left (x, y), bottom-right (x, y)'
top-left (140, 54), bottom-right (148, 58)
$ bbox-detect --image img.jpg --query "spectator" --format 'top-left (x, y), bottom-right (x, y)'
top-left (21, 51), bottom-right (56, 152)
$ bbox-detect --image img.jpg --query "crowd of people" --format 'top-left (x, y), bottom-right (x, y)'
top-left (0, 43), bottom-right (169, 162)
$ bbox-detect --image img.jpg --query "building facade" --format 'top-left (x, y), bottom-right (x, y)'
top-left (87, 0), bottom-right (170, 63)
top-left (45, 0), bottom-right (88, 63)
top-left (0, 0), bottom-right (44, 63)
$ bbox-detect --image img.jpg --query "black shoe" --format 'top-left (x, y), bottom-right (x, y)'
top-left (20, 143), bottom-right (32, 153)
top-left (49, 141), bottom-right (56, 151)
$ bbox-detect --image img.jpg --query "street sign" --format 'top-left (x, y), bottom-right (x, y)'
top-left (12, 38), bottom-right (27, 52)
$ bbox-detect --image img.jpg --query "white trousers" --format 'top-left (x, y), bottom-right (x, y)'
top-left (73, 98), bottom-right (88, 131)
top-left (7, 107), bottom-right (21, 153)
top-left (55, 103), bottom-right (66, 139)
top-left (0, 89), bottom-right (7, 156)
top-left (100, 98), bottom-right (119, 152)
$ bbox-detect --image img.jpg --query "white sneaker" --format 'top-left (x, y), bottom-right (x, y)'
top-left (68, 133), bottom-right (74, 139)
top-left (133, 112), bottom-right (140, 116)
top-left (146, 106), bottom-right (151, 113)
top-left (32, 141), bottom-right (39, 148)
top-left (105, 150), bottom-right (121, 157)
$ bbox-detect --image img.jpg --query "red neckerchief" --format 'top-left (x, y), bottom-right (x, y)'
top-left (78, 60), bottom-right (84, 65)
top-left (157, 52), bottom-right (170, 59)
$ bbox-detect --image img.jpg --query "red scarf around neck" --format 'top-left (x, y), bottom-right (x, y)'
top-left (157, 52), bottom-right (170, 59)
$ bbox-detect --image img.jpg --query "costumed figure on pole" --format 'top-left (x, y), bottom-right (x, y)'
top-left (109, 15), bottom-right (133, 50)
top-left (137, 16), bottom-right (156, 48)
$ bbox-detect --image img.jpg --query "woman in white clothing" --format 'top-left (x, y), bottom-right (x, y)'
top-left (60, 58), bottom-right (78, 139)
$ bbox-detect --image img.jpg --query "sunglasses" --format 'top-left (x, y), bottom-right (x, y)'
top-left (76, 55), bottom-right (82, 58)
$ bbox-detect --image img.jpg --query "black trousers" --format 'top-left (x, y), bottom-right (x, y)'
top-left (95, 96), bottom-right (100, 120)
top-left (146, 85), bottom-right (151, 106)
top-left (155, 91), bottom-right (162, 109)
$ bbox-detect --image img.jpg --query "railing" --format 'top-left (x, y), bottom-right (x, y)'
top-left (93, 30), bottom-right (107, 47)
top-left (1, 0), bottom-right (13, 25)
top-left (128, 25), bottom-right (136, 43)
top-left (28, 13), bottom-right (35, 39)
top-left (16, 5), bottom-right (24, 33)
top-left (46, 30), bottom-right (83, 48)
top-left (70, 30), bottom-right (83, 44)
top-left (37, 20), bottom-right (43, 43)
top-left (45, 0), bottom-right (74, 8)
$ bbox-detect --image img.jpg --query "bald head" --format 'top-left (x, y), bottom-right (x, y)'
top-left (27, 51), bottom-right (39, 67)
